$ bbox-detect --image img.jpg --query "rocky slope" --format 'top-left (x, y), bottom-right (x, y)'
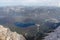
top-left (0, 25), bottom-right (26, 40)
top-left (44, 26), bottom-right (60, 40)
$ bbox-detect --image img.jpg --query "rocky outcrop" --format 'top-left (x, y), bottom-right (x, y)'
top-left (0, 25), bottom-right (26, 40)
top-left (43, 26), bottom-right (60, 40)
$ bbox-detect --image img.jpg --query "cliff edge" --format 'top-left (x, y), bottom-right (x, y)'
top-left (0, 25), bottom-right (26, 40)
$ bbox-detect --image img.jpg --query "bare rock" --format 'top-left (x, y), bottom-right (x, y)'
top-left (0, 25), bottom-right (26, 40)
top-left (43, 26), bottom-right (60, 40)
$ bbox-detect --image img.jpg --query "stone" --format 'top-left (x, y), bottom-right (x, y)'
top-left (0, 25), bottom-right (26, 40)
top-left (44, 26), bottom-right (60, 40)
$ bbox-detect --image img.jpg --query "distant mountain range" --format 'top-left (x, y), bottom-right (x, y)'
top-left (0, 6), bottom-right (60, 18)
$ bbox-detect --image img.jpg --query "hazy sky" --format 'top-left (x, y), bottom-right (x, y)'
top-left (0, 0), bottom-right (60, 7)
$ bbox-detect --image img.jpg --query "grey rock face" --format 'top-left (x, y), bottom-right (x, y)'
top-left (44, 26), bottom-right (60, 40)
